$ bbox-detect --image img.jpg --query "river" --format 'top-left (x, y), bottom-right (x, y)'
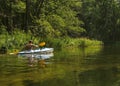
top-left (0, 46), bottom-right (120, 86)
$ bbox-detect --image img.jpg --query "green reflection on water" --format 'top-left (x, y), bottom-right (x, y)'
top-left (0, 46), bottom-right (120, 86)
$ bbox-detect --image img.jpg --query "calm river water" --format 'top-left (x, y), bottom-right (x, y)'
top-left (0, 46), bottom-right (120, 86)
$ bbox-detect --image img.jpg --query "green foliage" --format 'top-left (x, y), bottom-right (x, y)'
top-left (12, 1), bottom-right (26, 13)
top-left (0, 25), bottom-right (7, 34)
top-left (1, 0), bottom-right (120, 49)
top-left (78, 38), bottom-right (103, 47)
top-left (47, 15), bottom-right (66, 29)
top-left (0, 30), bottom-right (34, 52)
top-left (41, 37), bottom-right (103, 49)
top-left (0, 0), bottom-right (85, 39)
top-left (80, 0), bottom-right (120, 41)
top-left (47, 14), bottom-right (66, 37)
top-left (43, 0), bottom-right (85, 37)
top-left (32, 19), bottom-right (55, 38)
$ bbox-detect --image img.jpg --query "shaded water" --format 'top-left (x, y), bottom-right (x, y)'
top-left (0, 46), bottom-right (120, 86)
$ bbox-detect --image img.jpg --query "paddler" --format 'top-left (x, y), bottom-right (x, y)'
top-left (24, 40), bottom-right (38, 50)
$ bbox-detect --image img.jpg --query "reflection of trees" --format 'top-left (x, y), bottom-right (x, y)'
top-left (0, 46), bottom-right (105, 86)
top-left (83, 46), bottom-right (103, 56)
top-left (54, 46), bottom-right (103, 63)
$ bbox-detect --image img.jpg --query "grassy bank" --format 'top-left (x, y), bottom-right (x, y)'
top-left (0, 31), bottom-right (103, 54)
top-left (44, 37), bottom-right (103, 49)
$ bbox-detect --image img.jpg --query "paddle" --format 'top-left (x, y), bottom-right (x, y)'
top-left (39, 42), bottom-right (46, 47)
top-left (9, 49), bottom-right (19, 55)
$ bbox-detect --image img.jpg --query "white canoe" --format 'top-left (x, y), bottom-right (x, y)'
top-left (18, 53), bottom-right (54, 60)
top-left (18, 48), bottom-right (54, 54)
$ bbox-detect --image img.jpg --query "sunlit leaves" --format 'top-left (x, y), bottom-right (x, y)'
top-left (0, 25), bottom-right (7, 34)
top-left (117, 19), bottom-right (120, 25)
top-left (33, 19), bottom-right (55, 38)
top-left (47, 14), bottom-right (66, 37)
top-left (41, 0), bottom-right (85, 37)
top-left (12, 1), bottom-right (26, 13)
top-left (47, 15), bottom-right (66, 29)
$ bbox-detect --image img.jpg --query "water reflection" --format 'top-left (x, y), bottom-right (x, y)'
top-left (18, 53), bottom-right (54, 67)
top-left (1, 46), bottom-right (120, 86)
top-left (79, 67), bottom-right (118, 86)
top-left (23, 80), bottom-right (41, 86)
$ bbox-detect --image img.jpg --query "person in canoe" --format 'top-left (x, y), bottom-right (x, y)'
top-left (24, 40), bottom-right (38, 50)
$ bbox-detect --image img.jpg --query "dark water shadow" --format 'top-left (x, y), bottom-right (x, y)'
top-left (23, 80), bottom-right (41, 86)
top-left (79, 67), bottom-right (119, 86)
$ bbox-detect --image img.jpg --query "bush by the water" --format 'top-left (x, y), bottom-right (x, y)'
top-left (0, 30), bottom-right (103, 53)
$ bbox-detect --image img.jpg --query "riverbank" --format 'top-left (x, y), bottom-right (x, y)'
top-left (0, 31), bottom-right (103, 54)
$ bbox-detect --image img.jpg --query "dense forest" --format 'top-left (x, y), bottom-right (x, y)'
top-left (0, 0), bottom-right (120, 52)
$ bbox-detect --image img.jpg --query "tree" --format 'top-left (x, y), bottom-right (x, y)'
top-left (79, 0), bottom-right (120, 41)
